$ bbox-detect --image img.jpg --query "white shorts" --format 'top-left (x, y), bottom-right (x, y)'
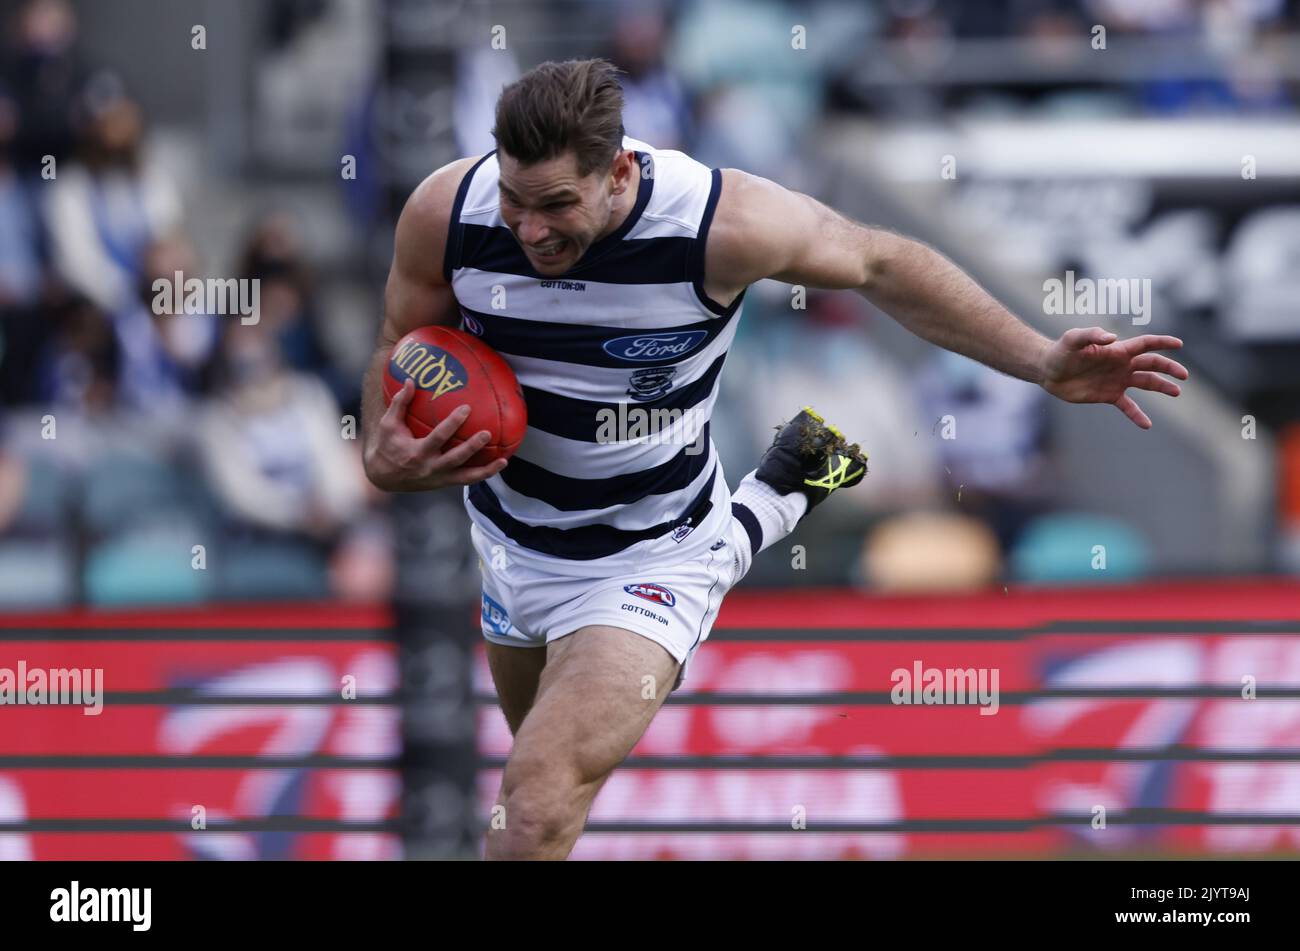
top-left (473, 517), bottom-right (747, 691)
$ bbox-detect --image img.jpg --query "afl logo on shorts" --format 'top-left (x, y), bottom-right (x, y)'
top-left (623, 583), bottom-right (676, 608)
top-left (462, 313), bottom-right (484, 336)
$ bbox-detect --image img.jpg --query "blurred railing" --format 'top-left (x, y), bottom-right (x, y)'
top-left (847, 35), bottom-right (1300, 87)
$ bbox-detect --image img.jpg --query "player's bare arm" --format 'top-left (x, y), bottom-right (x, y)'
top-left (705, 169), bottom-right (1190, 430)
top-left (361, 156), bottom-right (509, 492)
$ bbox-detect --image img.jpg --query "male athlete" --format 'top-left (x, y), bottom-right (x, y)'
top-left (361, 59), bottom-right (1188, 860)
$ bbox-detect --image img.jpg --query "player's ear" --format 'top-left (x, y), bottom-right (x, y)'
top-left (610, 149), bottom-right (634, 194)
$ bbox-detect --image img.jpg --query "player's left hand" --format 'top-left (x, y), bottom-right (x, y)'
top-left (1040, 327), bottom-right (1189, 429)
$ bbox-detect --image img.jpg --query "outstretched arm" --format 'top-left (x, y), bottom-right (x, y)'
top-left (704, 169), bottom-right (1188, 429)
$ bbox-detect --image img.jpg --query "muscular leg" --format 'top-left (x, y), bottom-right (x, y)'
top-left (485, 642), bottom-right (548, 736)
top-left (484, 624), bottom-right (680, 860)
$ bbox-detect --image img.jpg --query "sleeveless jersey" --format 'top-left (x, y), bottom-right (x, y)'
top-left (444, 134), bottom-right (745, 572)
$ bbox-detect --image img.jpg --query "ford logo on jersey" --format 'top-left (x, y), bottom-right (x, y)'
top-left (603, 330), bottom-right (709, 362)
top-left (462, 313), bottom-right (484, 336)
top-left (623, 583), bottom-right (676, 608)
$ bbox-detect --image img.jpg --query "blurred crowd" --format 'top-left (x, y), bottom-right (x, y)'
top-left (600, 0), bottom-right (1300, 178)
top-left (0, 0), bottom-right (382, 607)
top-left (1, 0), bottom-right (1296, 608)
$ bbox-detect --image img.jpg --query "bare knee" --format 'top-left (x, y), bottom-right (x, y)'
top-left (489, 755), bottom-right (604, 859)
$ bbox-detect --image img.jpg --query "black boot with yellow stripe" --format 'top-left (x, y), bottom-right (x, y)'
top-left (754, 406), bottom-right (868, 518)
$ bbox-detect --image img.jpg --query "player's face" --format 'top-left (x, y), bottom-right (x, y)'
top-left (498, 148), bottom-right (635, 275)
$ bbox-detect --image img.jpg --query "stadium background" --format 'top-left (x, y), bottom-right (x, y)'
top-left (1, 0), bottom-right (1299, 859)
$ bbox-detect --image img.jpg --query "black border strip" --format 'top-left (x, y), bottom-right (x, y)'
top-left (487, 750), bottom-right (1300, 769)
top-left (5, 748), bottom-right (1299, 769)
top-left (656, 688), bottom-right (1300, 703)
top-left (706, 622), bottom-right (1300, 641)
top-left (0, 819), bottom-right (399, 833)
top-left (4, 686), bottom-right (1296, 705)
top-left (2, 620), bottom-right (1297, 641)
top-left (578, 813), bottom-right (1300, 833)
top-left (0, 629), bottom-right (391, 641)
top-left (0, 755), bottom-right (397, 768)
top-left (5, 748), bottom-right (1294, 774)
top-left (4, 814), bottom-right (1296, 833)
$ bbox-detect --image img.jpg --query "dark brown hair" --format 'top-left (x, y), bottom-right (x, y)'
top-left (492, 58), bottom-right (626, 177)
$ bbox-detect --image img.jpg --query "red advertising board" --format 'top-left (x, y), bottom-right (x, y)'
top-left (3, 582), bottom-right (1299, 859)
top-left (0, 604), bottom-right (400, 861)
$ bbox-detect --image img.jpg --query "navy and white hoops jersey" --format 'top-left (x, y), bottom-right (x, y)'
top-left (445, 135), bottom-right (745, 574)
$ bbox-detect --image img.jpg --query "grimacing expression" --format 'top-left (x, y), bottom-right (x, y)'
top-left (497, 148), bottom-right (637, 275)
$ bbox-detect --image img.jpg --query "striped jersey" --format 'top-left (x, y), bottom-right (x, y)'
top-left (444, 135), bottom-right (745, 573)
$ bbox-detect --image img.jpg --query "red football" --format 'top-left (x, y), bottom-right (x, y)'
top-left (382, 325), bottom-right (527, 467)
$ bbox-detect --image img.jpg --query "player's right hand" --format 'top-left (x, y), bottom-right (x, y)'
top-left (363, 378), bottom-right (508, 492)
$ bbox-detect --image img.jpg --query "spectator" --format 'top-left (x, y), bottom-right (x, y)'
top-left (0, 86), bottom-right (43, 308)
top-left (668, 0), bottom-right (824, 177)
top-left (607, 2), bottom-right (692, 151)
top-left (0, 419), bottom-right (27, 535)
top-left (453, 45), bottom-right (521, 158)
top-left (197, 325), bottom-right (364, 543)
top-left (0, 82), bottom-right (51, 405)
top-left (3, 0), bottom-right (85, 169)
top-left (236, 212), bottom-right (350, 405)
top-left (111, 234), bottom-right (218, 419)
top-left (43, 76), bottom-right (182, 315)
top-left (35, 294), bottom-right (120, 416)
top-left (914, 349), bottom-right (1053, 552)
top-left (727, 286), bottom-right (940, 512)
